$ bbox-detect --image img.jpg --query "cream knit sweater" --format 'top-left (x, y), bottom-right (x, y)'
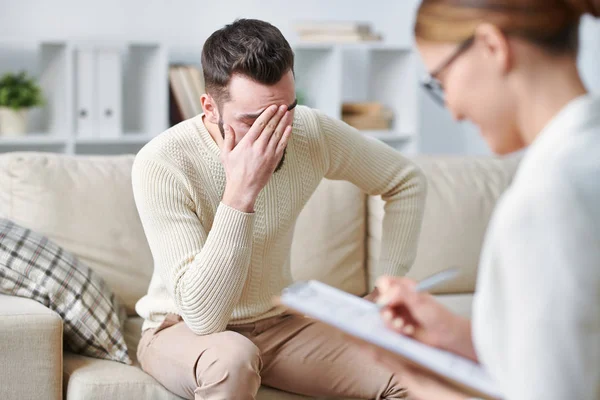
top-left (473, 95), bottom-right (600, 399)
top-left (133, 106), bottom-right (426, 335)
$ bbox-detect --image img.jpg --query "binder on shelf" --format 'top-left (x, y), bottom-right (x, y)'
top-left (75, 44), bottom-right (123, 138)
top-left (96, 48), bottom-right (122, 138)
top-left (75, 48), bottom-right (96, 138)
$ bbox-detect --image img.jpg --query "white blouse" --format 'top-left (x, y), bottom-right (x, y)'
top-left (472, 94), bottom-right (600, 400)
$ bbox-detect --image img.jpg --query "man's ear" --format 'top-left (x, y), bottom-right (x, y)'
top-left (201, 94), bottom-right (219, 124)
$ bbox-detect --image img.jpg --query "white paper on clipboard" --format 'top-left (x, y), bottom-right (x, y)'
top-left (279, 280), bottom-right (503, 400)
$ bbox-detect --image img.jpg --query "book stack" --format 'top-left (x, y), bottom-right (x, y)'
top-left (342, 102), bottom-right (393, 130)
top-left (294, 21), bottom-right (382, 43)
top-left (169, 64), bottom-right (205, 125)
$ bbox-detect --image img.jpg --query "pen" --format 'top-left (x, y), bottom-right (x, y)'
top-left (376, 267), bottom-right (460, 309)
top-left (415, 267), bottom-right (460, 292)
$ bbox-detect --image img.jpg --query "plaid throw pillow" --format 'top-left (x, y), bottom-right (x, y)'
top-left (0, 219), bottom-right (131, 364)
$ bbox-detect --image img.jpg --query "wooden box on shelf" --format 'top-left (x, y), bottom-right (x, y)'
top-left (341, 102), bottom-right (393, 130)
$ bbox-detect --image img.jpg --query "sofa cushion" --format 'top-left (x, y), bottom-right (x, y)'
top-left (291, 179), bottom-right (367, 296)
top-left (0, 152), bottom-right (154, 315)
top-left (64, 352), bottom-right (182, 400)
top-left (368, 155), bottom-right (520, 294)
top-left (63, 353), bottom-right (313, 400)
top-left (0, 218), bottom-right (131, 364)
top-left (62, 316), bottom-right (317, 400)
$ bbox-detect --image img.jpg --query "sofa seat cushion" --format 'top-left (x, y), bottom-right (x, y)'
top-left (63, 354), bottom-right (311, 400)
top-left (63, 351), bottom-right (182, 400)
top-left (63, 316), bottom-right (317, 400)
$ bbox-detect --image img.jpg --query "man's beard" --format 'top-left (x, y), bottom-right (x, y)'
top-left (219, 117), bottom-right (287, 173)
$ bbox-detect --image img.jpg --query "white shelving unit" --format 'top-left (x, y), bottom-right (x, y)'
top-left (0, 39), bottom-right (167, 155)
top-left (295, 42), bottom-right (418, 152)
top-left (0, 40), bottom-right (418, 155)
top-left (122, 43), bottom-right (168, 138)
top-left (294, 45), bottom-right (342, 119)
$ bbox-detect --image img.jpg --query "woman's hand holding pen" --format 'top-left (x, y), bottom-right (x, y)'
top-left (375, 276), bottom-right (476, 362)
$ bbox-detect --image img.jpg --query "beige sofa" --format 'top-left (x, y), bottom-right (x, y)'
top-left (0, 151), bottom-right (519, 400)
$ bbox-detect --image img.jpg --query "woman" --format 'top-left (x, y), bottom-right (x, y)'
top-left (369, 1), bottom-right (600, 399)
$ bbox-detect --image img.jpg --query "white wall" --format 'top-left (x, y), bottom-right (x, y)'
top-left (579, 15), bottom-right (600, 93)
top-left (0, 0), bottom-right (419, 54)
top-left (1, 0), bottom-right (598, 155)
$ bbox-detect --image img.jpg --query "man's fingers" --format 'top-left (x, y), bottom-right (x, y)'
top-left (223, 124), bottom-right (235, 152)
top-left (276, 125), bottom-right (292, 155)
top-left (268, 111), bottom-right (291, 151)
top-left (262, 105), bottom-right (288, 144)
top-left (255, 105), bottom-right (287, 146)
top-left (244, 105), bottom-right (279, 143)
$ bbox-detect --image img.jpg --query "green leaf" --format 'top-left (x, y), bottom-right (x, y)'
top-left (0, 70), bottom-right (45, 109)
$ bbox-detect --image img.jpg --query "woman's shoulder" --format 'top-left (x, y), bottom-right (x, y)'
top-left (494, 139), bottom-right (600, 246)
top-left (511, 110), bottom-right (600, 208)
top-left (551, 119), bottom-right (600, 207)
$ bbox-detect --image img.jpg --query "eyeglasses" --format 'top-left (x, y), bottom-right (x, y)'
top-left (421, 36), bottom-right (475, 107)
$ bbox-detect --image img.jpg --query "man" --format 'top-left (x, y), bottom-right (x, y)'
top-left (133, 19), bottom-right (426, 400)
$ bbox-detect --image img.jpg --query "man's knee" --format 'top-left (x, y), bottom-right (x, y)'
top-left (194, 331), bottom-right (262, 396)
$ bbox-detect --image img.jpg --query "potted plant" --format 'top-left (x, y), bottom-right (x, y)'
top-left (0, 71), bottom-right (44, 136)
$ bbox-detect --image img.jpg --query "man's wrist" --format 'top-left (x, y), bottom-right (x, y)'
top-left (222, 186), bottom-right (257, 213)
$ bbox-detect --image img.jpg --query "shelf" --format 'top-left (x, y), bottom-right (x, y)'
top-left (294, 46), bottom-right (342, 118)
top-left (123, 44), bottom-right (168, 135)
top-left (361, 130), bottom-right (413, 142)
top-left (367, 51), bottom-right (418, 136)
top-left (0, 39), bottom-right (420, 156)
top-left (75, 134), bottom-right (155, 145)
top-left (0, 135), bottom-right (66, 146)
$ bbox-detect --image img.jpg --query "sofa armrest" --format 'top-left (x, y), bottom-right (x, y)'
top-left (0, 294), bottom-right (63, 400)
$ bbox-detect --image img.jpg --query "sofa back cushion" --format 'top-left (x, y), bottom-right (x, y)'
top-left (290, 179), bottom-right (367, 296)
top-left (368, 155), bottom-right (520, 294)
top-left (0, 153), bottom-right (369, 316)
top-left (0, 153), bottom-right (153, 315)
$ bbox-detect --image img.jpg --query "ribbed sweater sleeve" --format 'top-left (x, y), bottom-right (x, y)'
top-left (316, 111), bottom-right (427, 276)
top-left (131, 154), bottom-right (255, 335)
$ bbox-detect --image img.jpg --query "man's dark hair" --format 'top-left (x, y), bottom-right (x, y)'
top-left (201, 19), bottom-right (295, 105)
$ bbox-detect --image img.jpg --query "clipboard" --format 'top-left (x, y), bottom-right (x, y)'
top-left (275, 280), bottom-right (503, 400)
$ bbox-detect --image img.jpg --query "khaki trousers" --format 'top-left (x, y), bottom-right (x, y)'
top-left (137, 313), bottom-right (407, 400)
